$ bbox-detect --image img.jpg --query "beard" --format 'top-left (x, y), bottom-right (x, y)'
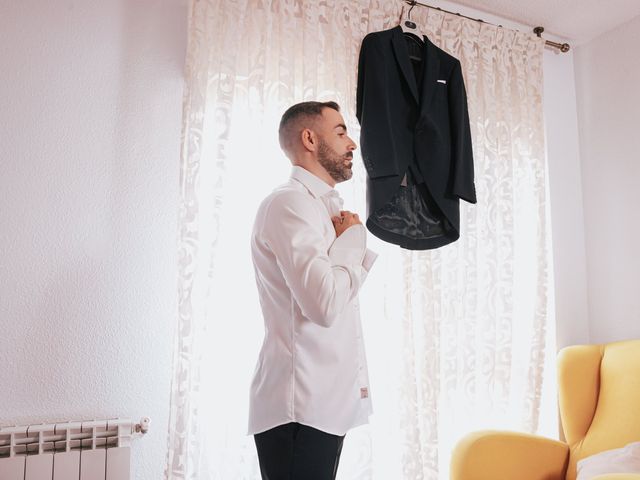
top-left (317, 139), bottom-right (353, 183)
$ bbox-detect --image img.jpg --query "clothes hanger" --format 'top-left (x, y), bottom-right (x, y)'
top-left (399, 1), bottom-right (425, 61)
top-left (399, 2), bottom-right (425, 41)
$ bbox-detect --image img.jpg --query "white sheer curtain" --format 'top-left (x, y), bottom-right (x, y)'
top-left (166, 1), bottom-right (557, 479)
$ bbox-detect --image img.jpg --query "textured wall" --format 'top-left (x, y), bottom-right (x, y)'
top-left (0, 0), bottom-right (186, 478)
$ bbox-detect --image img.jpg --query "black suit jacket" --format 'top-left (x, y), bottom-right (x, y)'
top-left (356, 26), bottom-right (477, 250)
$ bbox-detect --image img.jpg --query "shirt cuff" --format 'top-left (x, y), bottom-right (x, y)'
top-left (328, 224), bottom-right (367, 266)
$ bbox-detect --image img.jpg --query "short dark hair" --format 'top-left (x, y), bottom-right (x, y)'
top-left (278, 101), bottom-right (340, 151)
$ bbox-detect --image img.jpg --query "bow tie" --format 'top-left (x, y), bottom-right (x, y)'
top-left (322, 190), bottom-right (344, 217)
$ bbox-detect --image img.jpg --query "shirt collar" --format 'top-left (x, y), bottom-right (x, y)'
top-left (290, 165), bottom-right (336, 199)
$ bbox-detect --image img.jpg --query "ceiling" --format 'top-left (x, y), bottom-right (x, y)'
top-left (439, 0), bottom-right (640, 44)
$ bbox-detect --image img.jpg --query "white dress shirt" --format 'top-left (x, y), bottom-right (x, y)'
top-left (248, 165), bottom-right (378, 436)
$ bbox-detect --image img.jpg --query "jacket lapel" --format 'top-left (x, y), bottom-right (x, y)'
top-left (420, 37), bottom-right (440, 115)
top-left (391, 28), bottom-right (420, 104)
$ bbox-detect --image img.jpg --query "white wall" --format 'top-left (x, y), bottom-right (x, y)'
top-left (574, 15), bottom-right (640, 344)
top-left (544, 48), bottom-right (591, 349)
top-left (0, 1), bottom-right (186, 479)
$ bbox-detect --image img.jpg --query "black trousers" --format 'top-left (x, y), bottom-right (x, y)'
top-left (254, 422), bottom-right (345, 480)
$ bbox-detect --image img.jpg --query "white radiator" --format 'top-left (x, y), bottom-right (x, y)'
top-left (0, 417), bottom-right (149, 480)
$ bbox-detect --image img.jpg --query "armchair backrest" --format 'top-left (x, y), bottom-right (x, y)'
top-left (557, 339), bottom-right (640, 480)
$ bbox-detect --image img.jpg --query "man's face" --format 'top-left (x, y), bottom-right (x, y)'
top-left (316, 108), bottom-right (357, 184)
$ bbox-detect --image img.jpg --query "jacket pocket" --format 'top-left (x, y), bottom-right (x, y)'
top-left (363, 156), bottom-right (399, 178)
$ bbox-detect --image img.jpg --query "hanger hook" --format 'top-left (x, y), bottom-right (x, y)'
top-left (408, 0), bottom-right (417, 20)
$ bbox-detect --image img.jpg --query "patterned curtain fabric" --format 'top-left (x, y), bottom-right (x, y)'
top-left (166, 0), bottom-right (556, 479)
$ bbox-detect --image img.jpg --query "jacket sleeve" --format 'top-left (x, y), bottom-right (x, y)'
top-left (262, 192), bottom-right (369, 328)
top-left (448, 60), bottom-right (477, 204)
top-left (356, 35), bottom-right (399, 178)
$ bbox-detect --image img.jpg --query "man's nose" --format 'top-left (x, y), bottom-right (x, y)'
top-left (347, 138), bottom-right (357, 151)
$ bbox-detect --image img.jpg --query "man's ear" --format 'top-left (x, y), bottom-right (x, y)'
top-left (300, 128), bottom-right (317, 152)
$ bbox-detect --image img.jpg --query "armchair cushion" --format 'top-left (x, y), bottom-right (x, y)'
top-left (450, 430), bottom-right (569, 480)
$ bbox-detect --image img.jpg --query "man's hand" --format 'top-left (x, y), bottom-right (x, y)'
top-left (331, 210), bottom-right (362, 237)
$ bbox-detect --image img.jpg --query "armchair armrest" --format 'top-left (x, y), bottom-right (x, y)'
top-left (450, 430), bottom-right (570, 480)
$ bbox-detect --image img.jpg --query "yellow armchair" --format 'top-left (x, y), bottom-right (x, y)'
top-left (450, 339), bottom-right (640, 480)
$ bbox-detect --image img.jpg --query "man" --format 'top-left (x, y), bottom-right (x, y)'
top-left (248, 101), bottom-right (377, 479)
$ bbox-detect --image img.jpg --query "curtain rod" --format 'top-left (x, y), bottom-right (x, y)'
top-left (403, 0), bottom-right (571, 53)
